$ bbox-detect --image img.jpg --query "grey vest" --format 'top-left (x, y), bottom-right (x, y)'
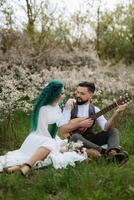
top-left (71, 103), bottom-right (96, 132)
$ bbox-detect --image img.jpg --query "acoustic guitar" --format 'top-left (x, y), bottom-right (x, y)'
top-left (64, 93), bottom-right (132, 138)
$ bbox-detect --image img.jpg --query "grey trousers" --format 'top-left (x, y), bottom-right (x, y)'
top-left (70, 128), bottom-right (120, 153)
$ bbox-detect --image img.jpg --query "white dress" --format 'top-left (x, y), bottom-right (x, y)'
top-left (0, 105), bottom-right (86, 172)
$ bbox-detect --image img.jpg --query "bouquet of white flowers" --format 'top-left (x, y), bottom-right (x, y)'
top-left (60, 140), bottom-right (84, 153)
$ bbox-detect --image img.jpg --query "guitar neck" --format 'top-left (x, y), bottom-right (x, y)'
top-left (91, 102), bottom-right (117, 120)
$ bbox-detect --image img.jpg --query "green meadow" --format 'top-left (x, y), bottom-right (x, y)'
top-left (0, 109), bottom-right (134, 200)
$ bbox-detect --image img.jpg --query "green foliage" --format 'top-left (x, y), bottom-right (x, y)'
top-left (95, 3), bottom-right (134, 63)
top-left (0, 111), bottom-right (30, 153)
top-left (0, 0), bottom-right (134, 64)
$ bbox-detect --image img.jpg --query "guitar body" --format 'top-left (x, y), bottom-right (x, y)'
top-left (63, 118), bottom-right (88, 139)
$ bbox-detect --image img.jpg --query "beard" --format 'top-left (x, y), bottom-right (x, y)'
top-left (76, 98), bottom-right (89, 105)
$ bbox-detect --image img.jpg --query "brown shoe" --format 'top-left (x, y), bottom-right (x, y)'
top-left (107, 149), bottom-right (117, 157)
top-left (20, 163), bottom-right (32, 176)
top-left (86, 148), bottom-right (101, 159)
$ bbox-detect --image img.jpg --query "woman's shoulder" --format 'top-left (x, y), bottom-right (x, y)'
top-left (40, 105), bottom-right (46, 110)
top-left (40, 105), bottom-right (60, 111)
top-left (39, 106), bottom-right (48, 113)
top-left (39, 106), bottom-right (50, 118)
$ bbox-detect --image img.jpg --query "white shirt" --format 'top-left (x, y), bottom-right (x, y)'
top-left (57, 103), bottom-right (107, 130)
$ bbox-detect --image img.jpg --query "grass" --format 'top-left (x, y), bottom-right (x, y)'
top-left (0, 109), bottom-right (134, 200)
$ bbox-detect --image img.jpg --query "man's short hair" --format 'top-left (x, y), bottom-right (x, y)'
top-left (78, 81), bottom-right (95, 93)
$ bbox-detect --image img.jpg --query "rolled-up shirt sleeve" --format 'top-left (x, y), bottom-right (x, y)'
top-left (95, 106), bottom-right (107, 130)
top-left (56, 108), bottom-right (71, 127)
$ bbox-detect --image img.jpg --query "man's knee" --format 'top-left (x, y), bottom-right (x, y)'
top-left (109, 128), bottom-right (120, 136)
top-left (70, 133), bottom-right (82, 142)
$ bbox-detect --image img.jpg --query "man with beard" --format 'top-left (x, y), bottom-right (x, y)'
top-left (58, 81), bottom-right (128, 162)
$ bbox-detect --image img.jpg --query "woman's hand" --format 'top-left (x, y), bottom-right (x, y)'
top-left (65, 98), bottom-right (76, 109)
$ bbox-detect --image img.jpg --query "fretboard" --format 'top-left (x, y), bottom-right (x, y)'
top-left (91, 102), bottom-right (117, 120)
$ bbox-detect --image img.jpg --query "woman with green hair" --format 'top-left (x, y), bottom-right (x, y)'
top-left (0, 80), bottom-right (65, 175)
top-left (0, 79), bottom-right (86, 175)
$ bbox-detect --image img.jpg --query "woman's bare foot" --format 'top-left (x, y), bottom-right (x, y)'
top-left (4, 165), bottom-right (20, 173)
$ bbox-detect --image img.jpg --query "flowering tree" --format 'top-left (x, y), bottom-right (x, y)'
top-left (0, 61), bottom-right (133, 122)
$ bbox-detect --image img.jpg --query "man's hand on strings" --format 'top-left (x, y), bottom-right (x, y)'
top-left (116, 103), bottom-right (127, 113)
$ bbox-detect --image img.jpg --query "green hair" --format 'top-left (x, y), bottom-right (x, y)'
top-left (31, 80), bottom-right (63, 131)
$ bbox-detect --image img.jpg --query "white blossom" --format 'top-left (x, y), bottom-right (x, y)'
top-left (0, 63), bottom-right (133, 121)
